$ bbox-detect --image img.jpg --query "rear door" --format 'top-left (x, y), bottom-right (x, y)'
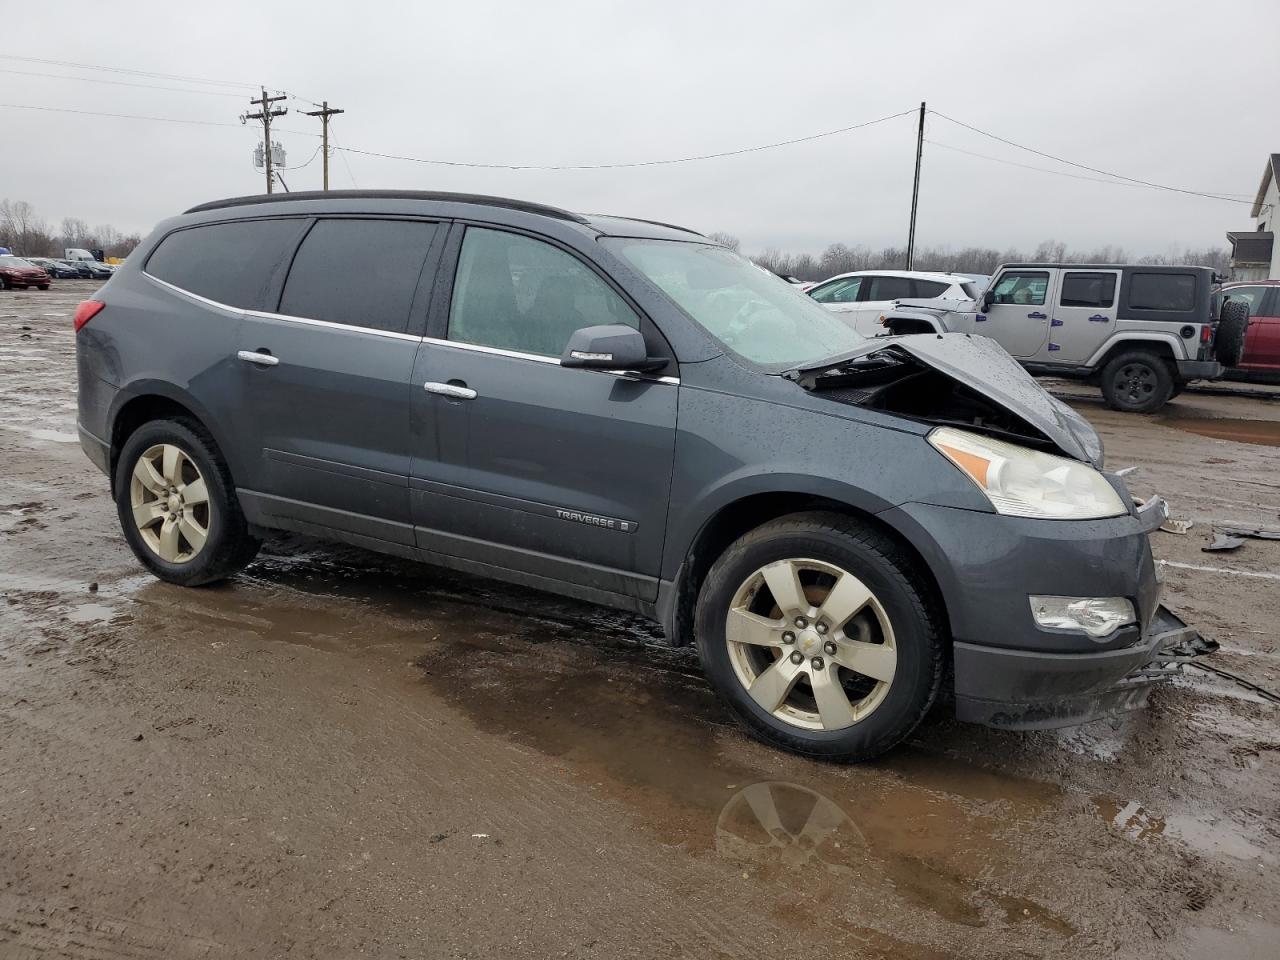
top-left (1052, 269), bottom-right (1121, 363)
top-left (1228, 285), bottom-right (1280, 370)
top-left (235, 216), bottom-right (443, 544)
top-left (857, 274), bottom-right (915, 334)
top-left (409, 224), bottom-right (678, 602)
top-left (979, 269), bottom-right (1055, 358)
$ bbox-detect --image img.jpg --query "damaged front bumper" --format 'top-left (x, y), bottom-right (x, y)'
top-left (954, 605), bottom-right (1217, 730)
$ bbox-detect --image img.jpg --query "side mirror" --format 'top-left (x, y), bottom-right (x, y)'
top-left (560, 324), bottom-right (664, 372)
top-left (981, 288), bottom-right (996, 310)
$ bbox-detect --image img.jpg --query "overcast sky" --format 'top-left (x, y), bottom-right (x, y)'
top-left (4, 0), bottom-right (1276, 255)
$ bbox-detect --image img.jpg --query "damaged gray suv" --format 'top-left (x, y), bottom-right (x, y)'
top-left (74, 191), bottom-right (1213, 761)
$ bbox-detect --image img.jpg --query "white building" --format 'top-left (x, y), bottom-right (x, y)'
top-left (1227, 153), bottom-right (1279, 280)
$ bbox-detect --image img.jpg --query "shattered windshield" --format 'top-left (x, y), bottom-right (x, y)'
top-left (604, 238), bottom-right (865, 370)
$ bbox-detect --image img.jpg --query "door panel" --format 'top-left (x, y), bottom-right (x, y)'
top-left (236, 319), bottom-right (421, 541)
top-left (1052, 269), bottom-right (1121, 363)
top-left (410, 344), bottom-right (677, 596)
top-left (980, 269), bottom-right (1055, 358)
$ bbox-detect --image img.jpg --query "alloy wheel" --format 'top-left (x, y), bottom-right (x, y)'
top-left (1115, 363), bottom-right (1157, 404)
top-left (725, 558), bottom-right (897, 731)
top-left (129, 443), bottom-right (211, 563)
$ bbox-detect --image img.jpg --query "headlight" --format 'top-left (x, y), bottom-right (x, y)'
top-left (928, 426), bottom-right (1126, 520)
top-left (1030, 596), bottom-right (1135, 638)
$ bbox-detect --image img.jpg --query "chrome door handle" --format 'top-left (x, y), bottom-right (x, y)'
top-left (424, 381), bottom-right (477, 400)
top-left (237, 350), bottom-right (279, 366)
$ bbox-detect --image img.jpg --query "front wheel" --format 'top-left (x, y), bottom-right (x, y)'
top-left (114, 418), bottom-right (260, 586)
top-left (695, 512), bottom-right (944, 762)
top-left (1099, 351), bottom-right (1173, 413)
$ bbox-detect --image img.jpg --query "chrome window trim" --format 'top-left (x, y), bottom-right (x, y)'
top-left (421, 336), bottom-right (679, 384)
top-left (143, 273), bottom-right (678, 382)
top-left (143, 272), bottom-right (422, 342)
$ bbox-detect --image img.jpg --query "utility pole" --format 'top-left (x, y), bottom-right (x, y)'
top-left (905, 101), bottom-right (925, 270)
top-left (303, 101), bottom-right (345, 191)
top-left (245, 88), bottom-right (288, 194)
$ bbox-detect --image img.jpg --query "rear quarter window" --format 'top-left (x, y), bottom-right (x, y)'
top-left (145, 218), bottom-right (305, 310)
top-left (1128, 273), bottom-right (1195, 312)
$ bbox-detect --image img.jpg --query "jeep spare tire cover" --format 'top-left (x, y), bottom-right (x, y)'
top-left (1215, 300), bottom-right (1249, 367)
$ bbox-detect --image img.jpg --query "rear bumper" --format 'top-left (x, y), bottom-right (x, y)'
top-left (78, 422), bottom-right (111, 478)
top-left (953, 605), bottom-right (1214, 729)
top-left (1176, 359), bottom-right (1222, 380)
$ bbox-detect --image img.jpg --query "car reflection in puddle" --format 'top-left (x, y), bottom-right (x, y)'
top-left (715, 781), bottom-right (866, 874)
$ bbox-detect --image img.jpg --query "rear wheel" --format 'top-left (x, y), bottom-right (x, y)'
top-left (1100, 350), bottom-right (1173, 413)
top-left (695, 512), bottom-right (944, 762)
top-left (37, 284), bottom-right (49, 291)
top-left (114, 419), bottom-right (260, 586)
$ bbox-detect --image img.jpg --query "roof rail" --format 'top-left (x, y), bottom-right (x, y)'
top-left (184, 190), bottom-right (590, 224)
top-left (589, 214), bottom-right (705, 238)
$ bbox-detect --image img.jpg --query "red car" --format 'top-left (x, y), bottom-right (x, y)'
top-left (1223, 280), bottom-right (1280, 378)
top-left (0, 255), bottom-right (52, 290)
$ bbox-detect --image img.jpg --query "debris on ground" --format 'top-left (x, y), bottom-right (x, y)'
top-left (1159, 518), bottom-right (1193, 535)
top-left (1203, 532), bottom-right (1247, 552)
top-left (1220, 527), bottom-right (1280, 541)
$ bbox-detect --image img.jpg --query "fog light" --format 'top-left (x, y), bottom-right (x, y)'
top-left (1030, 596), bottom-right (1136, 639)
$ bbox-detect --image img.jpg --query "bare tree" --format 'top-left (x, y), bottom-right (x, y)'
top-left (0, 199), bottom-right (53, 256)
top-left (707, 231), bottom-right (741, 252)
top-left (59, 217), bottom-right (91, 248)
top-left (750, 238), bottom-right (1230, 281)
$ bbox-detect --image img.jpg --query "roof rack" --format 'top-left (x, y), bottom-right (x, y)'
top-left (184, 190), bottom-right (590, 224)
top-left (589, 214), bottom-right (705, 238)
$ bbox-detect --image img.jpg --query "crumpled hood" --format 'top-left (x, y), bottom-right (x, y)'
top-left (787, 333), bottom-right (1104, 466)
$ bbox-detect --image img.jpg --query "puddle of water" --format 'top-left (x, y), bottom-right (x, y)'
top-left (1097, 797), bottom-right (1270, 863)
top-left (64, 602), bottom-right (124, 624)
top-left (1182, 919), bottom-right (1280, 960)
top-left (26, 428), bottom-right (79, 444)
top-left (1160, 416), bottom-right (1280, 447)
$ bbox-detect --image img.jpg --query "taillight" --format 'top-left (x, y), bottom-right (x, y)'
top-left (73, 300), bottom-right (105, 332)
top-left (1200, 324), bottom-right (1212, 344)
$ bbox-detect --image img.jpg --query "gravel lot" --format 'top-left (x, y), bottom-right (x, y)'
top-left (2, 282), bottom-right (1278, 959)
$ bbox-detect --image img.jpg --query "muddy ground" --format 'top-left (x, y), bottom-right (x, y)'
top-left (2, 283), bottom-right (1278, 959)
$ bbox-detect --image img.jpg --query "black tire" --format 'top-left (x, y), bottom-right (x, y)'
top-left (0, 277), bottom-right (8, 290)
top-left (37, 285), bottom-right (49, 291)
top-left (694, 511), bottom-right (944, 762)
top-left (113, 418), bottom-right (260, 586)
top-left (1215, 300), bottom-right (1249, 367)
top-left (1099, 350), bottom-right (1173, 413)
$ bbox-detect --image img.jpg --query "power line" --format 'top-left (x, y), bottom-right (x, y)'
top-left (0, 53), bottom-right (259, 91)
top-left (928, 109), bottom-right (1252, 204)
top-left (925, 138), bottom-right (1233, 191)
top-left (0, 66), bottom-right (249, 98)
top-left (0, 102), bottom-right (244, 128)
top-left (332, 107), bottom-right (918, 171)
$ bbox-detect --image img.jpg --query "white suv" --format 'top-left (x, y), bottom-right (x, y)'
top-left (808, 270), bottom-right (983, 336)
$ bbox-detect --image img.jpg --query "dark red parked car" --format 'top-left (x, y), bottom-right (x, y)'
top-left (1223, 280), bottom-right (1280, 379)
top-left (0, 255), bottom-right (52, 290)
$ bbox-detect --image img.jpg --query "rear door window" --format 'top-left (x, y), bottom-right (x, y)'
top-left (1128, 273), bottom-right (1196, 312)
top-left (279, 218), bottom-right (439, 334)
top-left (448, 227), bottom-right (639, 357)
top-left (145, 218), bottom-right (305, 310)
top-left (865, 275), bottom-right (914, 300)
top-left (990, 271), bottom-right (1049, 306)
top-left (1060, 272), bottom-right (1117, 308)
